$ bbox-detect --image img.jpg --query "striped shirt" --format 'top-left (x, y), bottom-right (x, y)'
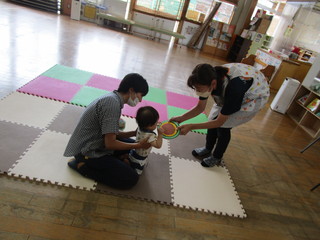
top-left (64, 91), bottom-right (124, 158)
top-left (129, 128), bottom-right (157, 175)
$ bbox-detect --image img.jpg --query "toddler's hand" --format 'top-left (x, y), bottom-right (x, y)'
top-left (157, 126), bottom-right (164, 135)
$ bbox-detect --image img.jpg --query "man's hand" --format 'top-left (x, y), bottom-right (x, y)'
top-left (138, 137), bottom-right (151, 149)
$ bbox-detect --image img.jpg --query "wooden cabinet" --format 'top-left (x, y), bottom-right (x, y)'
top-left (61, 0), bottom-right (72, 15)
top-left (227, 35), bottom-right (252, 62)
top-left (287, 85), bottom-right (320, 138)
top-left (202, 21), bottom-right (235, 59)
top-left (253, 49), bottom-right (312, 91)
top-left (270, 60), bottom-right (312, 90)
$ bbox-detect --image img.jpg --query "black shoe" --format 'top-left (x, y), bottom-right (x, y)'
top-left (192, 147), bottom-right (211, 158)
top-left (201, 156), bottom-right (221, 167)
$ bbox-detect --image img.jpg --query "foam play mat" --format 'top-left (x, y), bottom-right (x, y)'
top-left (18, 64), bottom-right (208, 134)
top-left (0, 66), bottom-right (246, 218)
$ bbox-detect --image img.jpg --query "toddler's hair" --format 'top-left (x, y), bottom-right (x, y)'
top-left (136, 106), bottom-right (159, 130)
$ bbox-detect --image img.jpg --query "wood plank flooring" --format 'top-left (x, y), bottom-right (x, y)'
top-left (0, 1), bottom-right (319, 239)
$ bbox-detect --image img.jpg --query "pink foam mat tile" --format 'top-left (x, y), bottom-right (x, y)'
top-left (86, 74), bottom-right (121, 91)
top-left (18, 75), bottom-right (82, 102)
top-left (122, 100), bottom-right (168, 122)
top-left (0, 120), bottom-right (43, 173)
top-left (166, 91), bottom-right (198, 110)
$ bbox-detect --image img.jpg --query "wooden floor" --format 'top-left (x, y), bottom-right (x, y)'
top-left (1, 1), bottom-right (319, 239)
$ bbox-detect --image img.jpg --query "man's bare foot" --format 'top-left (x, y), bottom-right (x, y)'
top-left (123, 158), bottom-right (130, 165)
top-left (68, 158), bottom-right (85, 170)
top-left (119, 153), bottom-right (129, 161)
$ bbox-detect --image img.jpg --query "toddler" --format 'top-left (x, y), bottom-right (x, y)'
top-left (129, 106), bottom-right (163, 174)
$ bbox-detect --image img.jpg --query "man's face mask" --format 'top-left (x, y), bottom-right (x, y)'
top-left (127, 93), bottom-right (139, 107)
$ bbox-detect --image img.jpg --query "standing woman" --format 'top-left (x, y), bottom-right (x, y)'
top-left (171, 63), bottom-right (270, 167)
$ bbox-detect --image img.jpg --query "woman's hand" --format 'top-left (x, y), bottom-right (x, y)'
top-left (178, 124), bottom-right (193, 135)
top-left (170, 116), bottom-right (185, 124)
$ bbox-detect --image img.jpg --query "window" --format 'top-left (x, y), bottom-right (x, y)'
top-left (135, 0), bottom-right (185, 19)
top-left (186, 0), bottom-right (215, 22)
top-left (213, 2), bottom-right (234, 24)
top-left (134, 0), bottom-right (235, 23)
top-left (186, 0), bottom-right (235, 24)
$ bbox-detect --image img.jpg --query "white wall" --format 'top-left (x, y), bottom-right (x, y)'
top-left (131, 12), bottom-right (176, 41)
top-left (302, 55), bottom-right (320, 88)
top-left (293, 7), bottom-right (320, 53)
top-left (230, 0), bottom-right (255, 35)
top-left (178, 21), bottom-right (204, 47)
top-left (269, 2), bottom-right (320, 54)
top-left (105, 0), bottom-right (127, 17)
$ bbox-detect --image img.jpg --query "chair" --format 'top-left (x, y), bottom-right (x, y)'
top-left (241, 54), bottom-right (276, 83)
top-left (260, 65), bottom-right (276, 81)
top-left (240, 54), bottom-right (256, 66)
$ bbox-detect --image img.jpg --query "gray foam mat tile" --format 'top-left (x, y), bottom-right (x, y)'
top-left (95, 152), bottom-right (172, 204)
top-left (0, 120), bottom-right (43, 172)
top-left (47, 104), bottom-right (85, 134)
top-left (169, 132), bottom-right (206, 160)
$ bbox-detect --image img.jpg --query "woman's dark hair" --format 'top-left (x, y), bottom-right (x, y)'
top-left (187, 64), bottom-right (229, 95)
top-left (136, 106), bottom-right (159, 130)
top-left (118, 73), bottom-right (149, 96)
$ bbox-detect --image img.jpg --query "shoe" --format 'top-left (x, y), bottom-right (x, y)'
top-left (201, 156), bottom-right (221, 167)
top-left (192, 147), bottom-right (211, 158)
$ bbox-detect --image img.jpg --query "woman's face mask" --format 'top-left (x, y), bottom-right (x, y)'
top-left (195, 85), bottom-right (212, 98)
top-left (127, 93), bottom-right (140, 107)
top-left (195, 90), bottom-right (211, 98)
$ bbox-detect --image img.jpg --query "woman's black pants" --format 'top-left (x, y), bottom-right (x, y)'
top-left (205, 127), bottom-right (231, 159)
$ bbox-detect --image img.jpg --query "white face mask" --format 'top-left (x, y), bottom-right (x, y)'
top-left (195, 90), bottom-right (211, 98)
top-left (127, 93), bottom-right (140, 107)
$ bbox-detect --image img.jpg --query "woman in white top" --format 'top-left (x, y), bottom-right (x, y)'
top-left (171, 63), bottom-right (270, 167)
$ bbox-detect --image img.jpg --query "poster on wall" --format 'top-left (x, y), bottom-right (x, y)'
top-left (205, 39), bottom-right (218, 47)
top-left (218, 42), bottom-right (228, 50)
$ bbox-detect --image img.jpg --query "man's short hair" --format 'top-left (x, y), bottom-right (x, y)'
top-left (118, 73), bottom-right (149, 96)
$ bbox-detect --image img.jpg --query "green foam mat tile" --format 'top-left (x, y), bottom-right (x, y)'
top-left (42, 64), bottom-right (93, 85)
top-left (70, 86), bottom-right (109, 106)
top-left (143, 86), bottom-right (167, 105)
top-left (167, 106), bottom-right (208, 134)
